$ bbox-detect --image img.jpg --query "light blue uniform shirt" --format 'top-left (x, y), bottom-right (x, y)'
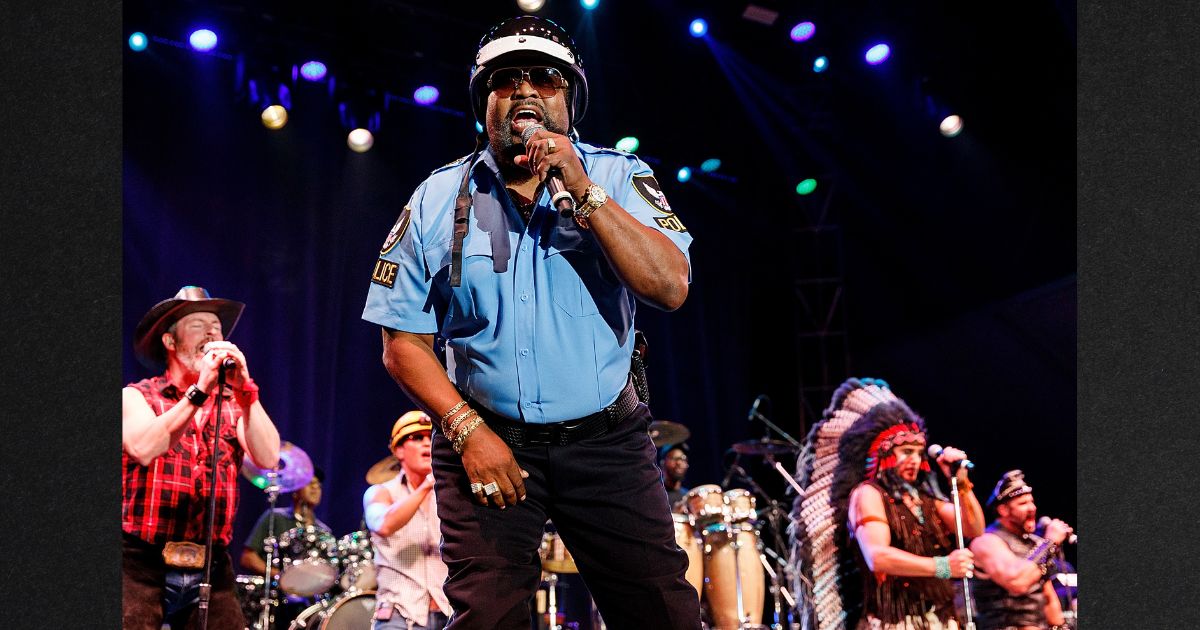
top-left (363, 142), bottom-right (691, 423)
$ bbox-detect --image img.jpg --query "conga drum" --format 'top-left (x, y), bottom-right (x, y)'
top-left (702, 524), bottom-right (764, 630)
top-left (672, 512), bottom-right (704, 599)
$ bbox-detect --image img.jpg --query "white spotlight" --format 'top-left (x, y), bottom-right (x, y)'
top-left (261, 105), bottom-right (288, 130)
top-left (939, 115), bottom-right (964, 138)
top-left (348, 128), bottom-right (375, 153)
top-left (517, 0), bottom-right (546, 12)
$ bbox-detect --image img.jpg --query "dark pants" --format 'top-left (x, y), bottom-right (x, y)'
top-left (432, 403), bottom-right (703, 630)
top-left (122, 533), bottom-right (246, 630)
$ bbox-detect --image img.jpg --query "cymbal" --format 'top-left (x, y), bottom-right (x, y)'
top-left (731, 439), bottom-right (800, 456)
top-left (648, 420), bottom-right (691, 447)
top-left (365, 455), bottom-right (402, 485)
top-left (241, 441), bottom-right (314, 493)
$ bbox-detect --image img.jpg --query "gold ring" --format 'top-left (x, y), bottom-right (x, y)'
top-left (546, 138), bottom-right (557, 154)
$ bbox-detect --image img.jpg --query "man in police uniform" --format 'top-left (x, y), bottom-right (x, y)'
top-left (362, 15), bottom-right (700, 630)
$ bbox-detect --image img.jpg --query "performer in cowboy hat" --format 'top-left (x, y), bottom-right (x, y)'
top-left (122, 285), bottom-right (280, 629)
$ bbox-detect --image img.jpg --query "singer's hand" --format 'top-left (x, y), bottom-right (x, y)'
top-left (947, 548), bottom-right (976, 579)
top-left (1043, 518), bottom-right (1073, 545)
top-left (935, 445), bottom-right (970, 481)
top-left (460, 423), bottom-right (529, 510)
top-left (515, 127), bottom-right (592, 200)
top-left (200, 341), bottom-right (252, 391)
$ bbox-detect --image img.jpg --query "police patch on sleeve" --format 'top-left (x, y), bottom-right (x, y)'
top-left (380, 206), bottom-right (412, 255)
top-left (632, 175), bottom-right (674, 215)
top-left (371, 258), bottom-right (399, 289)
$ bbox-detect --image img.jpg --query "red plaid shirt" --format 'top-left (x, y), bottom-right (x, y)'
top-left (122, 375), bottom-right (246, 546)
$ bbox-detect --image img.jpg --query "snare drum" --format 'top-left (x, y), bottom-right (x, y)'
top-left (672, 513), bottom-right (704, 599)
top-left (289, 590), bottom-right (376, 630)
top-left (683, 484), bottom-right (728, 529)
top-left (277, 525), bottom-right (340, 597)
top-left (234, 574), bottom-right (273, 629)
top-left (335, 531), bottom-right (377, 592)
top-left (723, 489), bottom-right (757, 525)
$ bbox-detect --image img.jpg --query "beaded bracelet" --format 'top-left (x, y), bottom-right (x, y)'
top-left (451, 417), bottom-right (486, 454)
top-left (446, 409), bottom-right (478, 441)
top-left (934, 555), bottom-right (952, 579)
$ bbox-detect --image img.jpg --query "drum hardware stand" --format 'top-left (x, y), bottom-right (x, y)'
top-left (742, 459), bottom-right (801, 629)
top-left (256, 470), bottom-right (282, 630)
top-left (949, 474), bottom-right (977, 630)
top-left (747, 401), bottom-right (802, 451)
top-left (545, 572), bottom-right (561, 630)
top-left (198, 363), bottom-right (233, 630)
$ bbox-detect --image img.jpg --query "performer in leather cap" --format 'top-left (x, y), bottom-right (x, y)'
top-left (970, 470), bottom-right (1073, 630)
top-left (361, 15), bottom-right (699, 630)
top-left (122, 285), bottom-right (280, 629)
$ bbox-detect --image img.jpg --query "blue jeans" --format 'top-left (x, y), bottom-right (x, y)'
top-left (374, 610), bottom-right (449, 630)
top-left (162, 569), bottom-right (204, 618)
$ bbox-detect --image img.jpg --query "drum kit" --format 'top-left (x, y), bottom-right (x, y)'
top-left (653, 420), bottom-right (804, 630)
top-left (236, 442), bottom-right (378, 630)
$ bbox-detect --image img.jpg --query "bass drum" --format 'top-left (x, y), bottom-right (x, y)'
top-left (289, 591), bottom-right (377, 630)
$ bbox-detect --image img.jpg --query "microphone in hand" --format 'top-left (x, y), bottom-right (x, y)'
top-left (519, 124), bottom-right (577, 217)
top-left (1037, 516), bottom-right (1078, 544)
top-left (926, 444), bottom-right (974, 470)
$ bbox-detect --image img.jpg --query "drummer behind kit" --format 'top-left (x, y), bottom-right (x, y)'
top-left (235, 441), bottom-right (380, 630)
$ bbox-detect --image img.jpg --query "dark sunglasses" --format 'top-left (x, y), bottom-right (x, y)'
top-left (486, 66), bottom-right (569, 98)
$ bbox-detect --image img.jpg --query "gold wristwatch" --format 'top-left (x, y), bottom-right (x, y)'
top-left (574, 184), bottom-right (607, 229)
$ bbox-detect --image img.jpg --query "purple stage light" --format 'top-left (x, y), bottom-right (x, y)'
top-left (790, 22), bottom-right (816, 42)
top-left (414, 85), bottom-right (440, 106)
top-left (188, 29), bottom-right (217, 52)
top-left (300, 61), bottom-right (327, 81)
top-left (865, 43), bottom-right (891, 65)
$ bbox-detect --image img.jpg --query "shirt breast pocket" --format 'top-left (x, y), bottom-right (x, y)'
top-left (548, 229), bottom-right (601, 317)
top-left (423, 236), bottom-right (493, 325)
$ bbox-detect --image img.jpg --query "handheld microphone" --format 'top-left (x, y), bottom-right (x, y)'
top-left (1037, 516), bottom-right (1078, 544)
top-left (926, 444), bottom-right (974, 470)
top-left (747, 395), bottom-right (765, 421)
top-left (520, 125), bottom-right (577, 217)
top-left (221, 357), bottom-right (238, 370)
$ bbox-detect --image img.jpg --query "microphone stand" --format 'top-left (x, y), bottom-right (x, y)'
top-left (197, 366), bottom-right (230, 630)
top-left (949, 474), bottom-right (977, 630)
top-left (748, 408), bottom-right (802, 450)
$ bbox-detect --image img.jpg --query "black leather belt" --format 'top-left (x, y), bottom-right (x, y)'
top-left (467, 380), bottom-right (640, 448)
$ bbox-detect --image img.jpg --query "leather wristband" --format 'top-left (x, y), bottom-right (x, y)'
top-left (184, 384), bottom-right (209, 407)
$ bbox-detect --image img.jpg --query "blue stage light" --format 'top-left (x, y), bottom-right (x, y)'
top-left (188, 29), bottom-right (218, 52)
top-left (677, 167), bottom-right (692, 183)
top-left (581, 0), bottom-right (600, 9)
top-left (414, 86), bottom-right (440, 106)
top-left (813, 56), bottom-right (828, 73)
top-left (128, 32), bottom-right (148, 52)
top-left (689, 19), bottom-right (708, 38)
top-left (700, 158), bottom-right (721, 173)
top-left (475, 121), bottom-right (484, 133)
top-left (615, 136), bottom-right (640, 152)
top-left (299, 61), bottom-right (327, 81)
top-left (865, 43), bottom-right (891, 65)
top-left (790, 22), bottom-right (816, 42)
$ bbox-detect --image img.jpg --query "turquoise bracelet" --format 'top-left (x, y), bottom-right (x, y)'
top-left (934, 555), bottom-right (952, 579)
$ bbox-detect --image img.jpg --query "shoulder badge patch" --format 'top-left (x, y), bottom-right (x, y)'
top-left (654, 215), bottom-right (688, 233)
top-left (632, 175), bottom-right (674, 215)
top-left (380, 206), bottom-right (412, 255)
top-left (371, 258), bottom-right (399, 289)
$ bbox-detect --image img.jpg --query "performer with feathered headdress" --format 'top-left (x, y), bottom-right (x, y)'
top-left (789, 378), bottom-right (985, 630)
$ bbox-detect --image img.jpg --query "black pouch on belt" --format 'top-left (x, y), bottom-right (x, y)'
top-left (631, 330), bottom-right (650, 405)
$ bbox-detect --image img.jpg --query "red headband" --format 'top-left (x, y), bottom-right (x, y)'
top-left (865, 422), bottom-right (929, 479)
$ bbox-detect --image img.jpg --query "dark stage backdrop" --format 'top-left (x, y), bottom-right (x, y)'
top-left (123, 2), bottom-right (1075, 578)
